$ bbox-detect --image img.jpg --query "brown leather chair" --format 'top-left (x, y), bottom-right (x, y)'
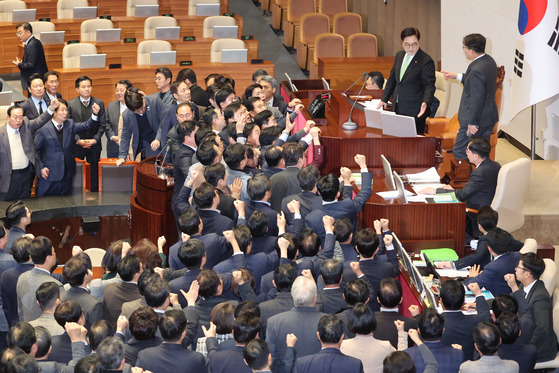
top-left (282, 0), bottom-right (316, 48)
top-left (295, 13), bottom-right (329, 70)
top-left (425, 66), bottom-right (505, 177)
top-left (332, 12), bottom-right (362, 44)
top-left (317, 0), bottom-right (347, 25)
top-left (309, 32), bottom-right (344, 78)
top-left (347, 33), bottom-right (378, 57)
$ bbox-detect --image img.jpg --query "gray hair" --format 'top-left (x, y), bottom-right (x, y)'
top-left (291, 276), bottom-right (317, 307)
top-left (259, 75), bottom-right (278, 89)
top-left (97, 337), bottom-right (124, 370)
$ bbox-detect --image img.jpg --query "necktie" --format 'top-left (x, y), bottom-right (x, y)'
top-left (38, 101), bottom-right (43, 114)
top-left (400, 54), bottom-right (411, 80)
top-left (83, 100), bottom-right (89, 107)
top-left (57, 124), bottom-right (62, 131)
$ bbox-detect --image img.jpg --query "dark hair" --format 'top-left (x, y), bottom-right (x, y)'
top-left (274, 233), bottom-right (298, 260)
top-left (252, 69), bottom-right (268, 82)
top-left (193, 182), bottom-right (217, 209)
top-left (401, 27), bottom-right (420, 40)
top-left (74, 76), bottom-right (92, 88)
top-left (206, 82), bottom-right (224, 103)
top-left (344, 279), bottom-right (370, 306)
top-left (253, 110), bottom-right (274, 127)
top-left (234, 300), bottom-right (260, 318)
top-left (317, 314), bottom-right (344, 344)
top-left (11, 236), bottom-right (31, 263)
top-left (520, 252), bottom-right (545, 280)
top-left (247, 173), bottom-right (271, 201)
top-left (55, 99), bottom-right (68, 112)
top-left (63, 255), bottom-right (89, 287)
top-left (88, 320), bottom-right (114, 351)
top-left (495, 311), bottom-right (520, 344)
top-left (491, 294), bottom-right (518, 319)
top-left (33, 326), bottom-right (51, 359)
top-left (245, 83), bottom-right (262, 98)
top-left (7, 322), bottom-right (36, 353)
top-left (246, 211), bottom-right (267, 237)
top-left (348, 303), bottom-right (376, 335)
top-left (27, 73), bottom-right (44, 88)
top-left (6, 354), bottom-right (38, 373)
top-left (115, 79), bottom-right (132, 89)
top-left (244, 339), bottom-right (270, 370)
top-left (202, 106), bottom-right (220, 126)
top-left (28, 236), bottom-right (53, 265)
top-left (137, 269), bottom-right (157, 296)
top-left (155, 66), bottom-right (172, 81)
top-left (209, 302), bottom-right (235, 334)
top-left (97, 337), bottom-right (125, 370)
top-left (74, 354), bottom-right (103, 373)
top-left (296, 165), bottom-right (319, 191)
top-left (7, 106), bottom-right (23, 118)
top-left (35, 282), bottom-right (60, 311)
top-left (6, 201), bottom-right (27, 227)
top-left (223, 143), bottom-right (246, 170)
top-left (320, 259), bottom-right (343, 285)
top-left (355, 228), bottom-right (379, 258)
top-left (233, 313), bottom-right (262, 343)
top-left (129, 307), bottom-right (158, 340)
top-left (486, 228), bottom-right (512, 255)
top-left (170, 80), bottom-right (185, 96)
top-left (144, 276), bottom-right (170, 308)
top-left (54, 300), bottom-right (82, 327)
top-left (43, 70), bottom-right (59, 82)
top-left (440, 280), bottom-right (465, 310)
top-left (473, 322), bottom-right (500, 355)
top-left (223, 102), bottom-right (242, 123)
top-left (231, 270), bottom-right (256, 299)
top-left (334, 217), bottom-right (353, 243)
top-left (101, 240), bottom-right (123, 273)
top-left (117, 254), bottom-right (141, 282)
top-left (477, 206), bottom-right (499, 231)
top-left (176, 68), bottom-right (197, 84)
top-left (178, 208), bottom-right (201, 235)
top-left (317, 173), bottom-right (339, 202)
top-left (124, 87), bottom-right (144, 112)
top-left (177, 120), bottom-right (197, 144)
top-left (260, 127), bottom-right (283, 148)
top-left (262, 146), bottom-right (281, 168)
top-left (215, 87), bottom-right (236, 109)
top-left (197, 140), bottom-right (219, 166)
top-left (204, 163), bottom-right (226, 188)
top-left (282, 143), bottom-right (305, 167)
top-left (467, 136), bottom-right (491, 158)
top-left (463, 33), bottom-right (486, 53)
top-left (178, 238), bottom-right (205, 269)
top-left (367, 71), bottom-right (385, 88)
top-left (378, 277), bottom-right (403, 308)
top-left (16, 22), bottom-right (32, 33)
top-left (197, 269), bottom-right (221, 298)
top-left (160, 309), bottom-right (187, 342)
top-left (227, 225), bottom-right (252, 254)
top-left (273, 264), bottom-right (297, 293)
top-left (418, 308), bottom-right (444, 340)
top-left (242, 97), bottom-right (261, 113)
top-left (383, 351), bottom-right (416, 373)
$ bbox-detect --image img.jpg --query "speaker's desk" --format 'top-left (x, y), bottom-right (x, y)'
top-left (317, 56), bottom-right (395, 89)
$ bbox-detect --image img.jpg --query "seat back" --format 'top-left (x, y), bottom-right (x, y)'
top-left (286, 0), bottom-right (315, 23)
top-left (202, 16), bottom-right (237, 38)
top-left (312, 33), bottom-right (344, 63)
top-left (188, 0), bottom-right (220, 16)
top-left (542, 259), bottom-right (557, 297)
top-left (332, 12), bottom-right (361, 41)
top-left (210, 38), bottom-right (246, 62)
top-left (99, 159), bottom-right (137, 193)
top-left (62, 43), bottom-right (97, 69)
top-left (144, 16), bottom-right (177, 39)
top-left (433, 71), bottom-right (451, 117)
top-left (83, 248), bottom-right (106, 267)
top-left (57, 0), bottom-right (89, 19)
top-left (491, 158), bottom-right (531, 232)
top-left (0, 0), bottom-right (26, 22)
top-left (80, 19), bottom-right (113, 41)
top-left (126, 0), bottom-right (158, 17)
top-left (347, 33), bottom-right (378, 57)
top-left (299, 13), bottom-right (329, 44)
top-left (137, 40), bottom-right (172, 65)
top-left (30, 21), bottom-right (55, 40)
top-left (519, 238), bottom-right (537, 254)
top-left (318, 0), bottom-right (347, 22)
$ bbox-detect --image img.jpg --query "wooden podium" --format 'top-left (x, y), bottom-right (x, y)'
top-left (130, 157), bottom-right (176, 255)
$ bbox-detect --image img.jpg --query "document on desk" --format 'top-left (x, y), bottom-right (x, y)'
top-left (406, 167), bottom-right (440, 183)
top-left (377, 190), bottom-right (414, 199)
top-left (434, 268), bottom-right (470, 278)
top-left (411, 183), bottom-right (441, 195)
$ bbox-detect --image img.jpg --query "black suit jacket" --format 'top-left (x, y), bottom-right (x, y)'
top-left (67, 96), bottom-right (106, 145)
top-left (124, 337), bottom-right (162, 366)
top-left (458, 54), bottom-right (499, 130)
top-left (381, 48), bottom-right (436, 118)
top-left (453, 158), bottom-right (500, 210)
top-left (373, 311), bottom-right (418, 348)
top-left (294, 347), bottom-right (364, 373)
top-left (136, 343), bottom-right (207, 373)
top-left (189, 83), bottom-right (210, 107)
top-left (245, 200), bottom-right (279, 236)
top-left (18, 36), bottom-right (48, 90)
top-left (272, 96), bottom-right (289, 115)
top-left (498, 342), bottom-right (537, 373)
top-left (317, 288), bottom-right (346, 314)
top-left (455, 234), bottom-right (523, 270)
top-left (20, 96), bottom-right (51, 120)
top-left (208, 345), bottom-right (251, 373)
top-left (259, 292), bottom-right (294, 339)
top-left (50, 333), bottom-right (91, 364)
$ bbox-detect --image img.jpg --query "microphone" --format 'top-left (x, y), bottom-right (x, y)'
top-left (342, 75), bottom-right (368, 130)
top-left (342, 72), bottom-right (367, 96)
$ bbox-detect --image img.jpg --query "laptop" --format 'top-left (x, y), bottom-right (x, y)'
top-left (381, 154), bottom-right (395, 190)
top-left (213, 25), bottom-right (238, 39)
top-left (40, 31), bottom-right (65, 45)
top-left (150, 50), bottom-right (176, 65)
top-left (96, 28), bottom-right (121, 43)
top-left (221, 49), bottom-right (247, 63)
top-left (135, 4), bottom-right (159, 17)
top-left (73, 6), bottom-right (97, 19)
top-left (393, 171), bottom-right (408, 204)
top-left (80, 54), bottom-right (106, 69)
top-left (381, 112), bottom-right (418, 137)
top-left (196, 3), bottom-right (220, 16)
top-left (364, 107), bottom-right (382, 129)
top-left (155, 26), bottom-right (180, 40)
top-left (0, 91), bottom-right (13, 106)
top-left (12, 9), bottom-right (36, 23)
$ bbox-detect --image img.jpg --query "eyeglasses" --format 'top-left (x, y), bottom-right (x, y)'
top-left (516, 265), bottom-right (528, 272)
top-left (403, 42), bottom-right (418, 48)
top-left (15, 31), bottom-right (24, 36)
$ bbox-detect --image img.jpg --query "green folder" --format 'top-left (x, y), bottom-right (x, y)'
top-left (421, 248), bottom-right (459, 262)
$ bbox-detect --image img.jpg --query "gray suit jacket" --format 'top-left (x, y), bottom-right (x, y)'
top-left (61, 287), bottom-right (104, 329)
top-left (105, 100), bottom-right (122, 157)
top-left (459, 355), bottom-right (518, 373)
top-left (29, 313), bottom-right (65, 337)
top-left (17, 268), bottom-right (63, 322)
top-left (0, 110), bottom-right (54, 193)
top-left (270, 166), bottom-right (302, 212)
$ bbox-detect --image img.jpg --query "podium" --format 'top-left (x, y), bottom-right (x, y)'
top-left (130, 157), bottom-right (176, 254)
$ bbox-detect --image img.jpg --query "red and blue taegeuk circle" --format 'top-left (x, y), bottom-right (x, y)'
top-left (518, 0), bottom-right (548, 35)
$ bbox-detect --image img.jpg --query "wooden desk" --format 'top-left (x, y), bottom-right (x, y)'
top-left (317, 57), bottom-right (395, 89)
top-left (56, 61), bottom-right (274, 104)
top-left (22, 38), bottom-right (259, 69)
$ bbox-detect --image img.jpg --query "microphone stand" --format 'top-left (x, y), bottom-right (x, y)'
top-left (342, 76), bottom-right (368, 130)
top-left (342, 72), bottom-right (367, 96)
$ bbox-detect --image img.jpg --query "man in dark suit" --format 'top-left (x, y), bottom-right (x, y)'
top-left (19, 73), bottom-right (51, 120)
top-left (204, 163), bottom-right (237, 221)
top-left (405, 308), bottom-right (463, 372)
top-left (440, 280), bottom-right (491, 361)
top-left (305, 154), bottom-right (371, 244)
top-left (148, 66), bottom-right (173, 106)
top-left (510, 252), bottom-right (558, 362)
top-left (43, 71), bottom-right (63, 101)
top-left (102, 255), bottom-right (142, 326)
top-left (0, 101), bottom-right (57, 201)
top-left (176, 68), bottom-right (210, 107)
top-left (495, 312), bottom-right (537, 373)
top-left (160, 82), bottom-right (199, 153)
top-left (13, 22), bottom-right (48, 91)
top-left (50, 300), bottom-right (90, 364)
top-left (373, 278), bottom-right (418, 348)
top-left (136, 309), bottom-right (207, 373)
top-left (270, 143), bottom-right (306, 212)
top-left (245, 173), bottom-right (279, 236)
top-left (171, 119), bottom-right (197, 207)
top-left (464, 228), bottom-right (520, 297)
top-left (124, 307), bottom-right (163, 366)
top-left (316, 259), bottom-right (345, 314)
top-left (258, 264), bottom-right (296, 339)
top-left (294, 314), bottom-right (364, 373)
top-left (442, 33), bottom-right (499, 160)
top-left (116, 87), bottom-right (166, 166)
top-left (34, 99), bottom-right (99, 197)
top-left (105, 80), bottom-right (132, 158)
top-left (97, 336), bottom-right (134, 372)
top-left (67, 76), bottom-right (106, 192)
top-left (378, 27), bottom-right (436, 134)
top-left (258, 75), bottom-right (302, 116)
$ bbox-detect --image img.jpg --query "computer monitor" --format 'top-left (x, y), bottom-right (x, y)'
top-left (196, 3), bottom-right (220, 16)
top-left (393, 171), bottom-right (408, 204)
top-left (381, 112), bottom-right (418, 137)
top-left (155, 26), bottom-right (180, 40)
top-left (12, 9), bottom-right (36, 22)
top-left (213, 25), bottom-right (238, 39)
top-left (80, 54), bottom-right (106, 69)
top-left (381, 154), bottom-right (395, 190)
top-left (135, 4), bottom-right (159, 17)
top-left (150, 51), bottom-right (176, 65)
top-left (221, 49), bottom-right (247, 63)
top-left (0, 91), bottom-right (13, 106)
top-left (39, 31), bottom-right (65, 45)
top-left (96, 28), bottom-right (121, 43)
top-left (73, 6), bottom-right (97, 19)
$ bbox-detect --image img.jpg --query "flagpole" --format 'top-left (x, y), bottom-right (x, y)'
top-left (531, 105), bottom-right (536, 160)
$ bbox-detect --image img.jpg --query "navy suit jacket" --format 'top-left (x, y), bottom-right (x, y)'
top-left (18, 36), bottom-right (48, 90)
top-left (168, 233), bottom-right (228, 270)
top-left (294, 348), bottom-right (364, 373)
top-left (245, 200), bottom-right (279, 236)
top-left (455, 234), bottom-right (523, 270)
top-left (214, 251), bottom-right (278, 293)
top-left (1, 263), bottom-right (33, 326)
top-left (208, 345), bottom-right (251, 373)
top-left (251, 235), bottom-right (277, 255)
top-left (405, 340), bottom-right (463, 373)
top-left (168, 269), bottom-right (201, 308)
top-left (50, 332), bottom-right (91, 364)
top-left (453, 158), bottom-right (500, 210)
top-left (498, 342), bottom-right (537, 373)
top-left (464, 251), bottom-right (520, 297)
top-left (136, 343), bottom-right (207, 373)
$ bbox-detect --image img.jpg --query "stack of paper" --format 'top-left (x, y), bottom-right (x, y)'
top-left (406, 167), bottom-right (440, 183)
